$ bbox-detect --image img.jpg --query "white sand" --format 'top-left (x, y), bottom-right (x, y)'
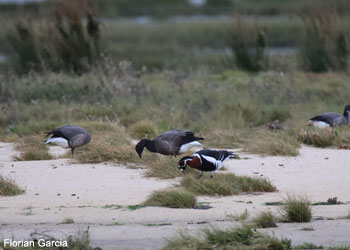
top-left (1, 143), bottom-right (350, 249)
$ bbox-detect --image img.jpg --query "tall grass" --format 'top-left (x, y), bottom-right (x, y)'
top-left (230, 16), bottom-right (268, 72)
top-left (300, 8), bottom-right (349, 72)
top-left (0, 175), bottom-right (24, 196)
top-left (181, 173), bottom-right (276, 196)
top-left (283, 194), bottom-right (312, 222)
top-left (7, 0), bottom-right (102, 73)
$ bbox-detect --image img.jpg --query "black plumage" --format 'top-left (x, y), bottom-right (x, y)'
top-left (135, 130), bottom-right (203, 158)
top-left (45, 125), bottom-right (91, 156)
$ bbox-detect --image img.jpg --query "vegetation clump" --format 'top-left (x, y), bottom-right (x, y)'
top-left (7, 0), bottom-right (102, 73)
top-left (254, 211), bottom-right (278, 228)
top-left (144, 189), bottom-right (197, 208)
top-left (128, 119), bottom-right (158, 139)
top-left (245, 130), bottom-right (300, 156)
top-left (300, 8), bottom-right (349, 72)
top-left (283, 195), bottom-right (312, 222)
top-left (298, 128), bottom-right (336, 147)
top-left (14, 134), bottom-right (53, 161)
top-left (164, 225), bottom-right (292, 250)
top-left (0, 175), bottom-right (24, 196)
top-left (181, 173), bottom-right (276, 196)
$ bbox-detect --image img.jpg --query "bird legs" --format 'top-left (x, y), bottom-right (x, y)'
top-left (197, 172), bottom-right (214, 179)
top-left (71, 148), bottom-right (75, 158)
top-left (197, 171), bottom-right (203, 179)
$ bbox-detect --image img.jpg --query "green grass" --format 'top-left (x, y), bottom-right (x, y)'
top-left (143, 189), bottom-right (197, 208)
top-left (283, 195), bottom-right (312, 222)
top-left (14, 134), bottom-right (53, 161)
top-left (254, 211), bottom-right (277, 228)
top-left (164, 225), bottom-right (292, 250)
top-left (144, 155), bottom-right (196, 179)
top-left (0, 175), bottom-right (24, 196)
top-left (294, 242), bottom-right (323, 249)
top-left (181, 173), bottom-right (276, 196)
top-left (128, 119), bottom-right (158, 139)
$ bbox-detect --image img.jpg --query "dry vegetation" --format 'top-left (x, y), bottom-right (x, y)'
top-left (0, 175), bottom-right (24, 196)
top-left (14, 134), bottom-right (53, 161)
top-left (181, 173), bottom-right (276, 196)
top-left (245, 130), bottom-right (300, 156)
top-left (143, 189), bottom-right (197, 208)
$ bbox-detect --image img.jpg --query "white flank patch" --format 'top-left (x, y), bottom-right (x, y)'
top-left (201, 155), bottom-right (223, 170)
top-left (45, 137), bottom-right (69, 148)
top-left (179, 141), bottom-right (202, 153)
top-left (308, 120), bottom-right (330, 129)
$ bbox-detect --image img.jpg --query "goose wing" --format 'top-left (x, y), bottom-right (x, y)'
top-left (196, 149), bottom-right (234, 161)
top-left (155, 130), bottom-right (203, 145)
top-left (69, 133), bottom-right (92, 148)
top-left (47, 125), bottom-right (90, 140)
top-left (309, 112), bottom-right (343, 126)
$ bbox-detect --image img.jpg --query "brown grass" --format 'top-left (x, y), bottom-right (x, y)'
top-left (298, 128), bottom-right (336, 147)
top-left (74, 130), bottom-right (138, 164)
top-left (245, 129), bottom-right (300, 156)
top-left (0, 175), bottom-right (24, 196)
top-left (14, 134), bottom-right (53, 161)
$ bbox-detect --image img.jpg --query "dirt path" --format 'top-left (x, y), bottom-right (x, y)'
top-left (1, 143), bottom-right (350, 249)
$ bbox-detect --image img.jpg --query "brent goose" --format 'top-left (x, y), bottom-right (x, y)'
top-left (44, 125), bottom-right (91, 156)
top-left (178, 149), bottom-right (238, 178)
top-left (135, 130), bottom-right (204, 158)
top-left (308, 105), bottom-right (350, 128)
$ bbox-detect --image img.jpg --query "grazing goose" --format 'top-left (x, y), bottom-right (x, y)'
top-left (44, 125), bottom-right (91, 157)
top-left (135, 130), bottom-right (204, 158)
top-left (178, 149), bottom-right (238, 178)
top-left (308, 105), bottom-right (350, 128)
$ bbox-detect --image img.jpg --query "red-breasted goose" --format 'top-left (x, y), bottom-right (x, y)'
top-left (135, 130), bottom-right (203, 158)
top-left (44, 125), bottom-right (91, 157)
top-left (178, 149), bottom-right (238, 178)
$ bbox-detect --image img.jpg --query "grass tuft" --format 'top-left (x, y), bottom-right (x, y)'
top-left (61, 218), bottom-right (74, 224)
top-left (164, 225), bottom-right (292, 250)
top-left (282, 194), bottom-right (312, 222)
top-left (245, 130), bottom-right (300, 156)
top-left (181, 173), bottom-right (276, 196)
top-left (294, 242), bottom-right (323, 249)
top-left (74, 127), bottom-right (138, 163)
top-left (298, 128), bottom-right (336, 147)
top-left (254, 211), bottom-right (277, 228)
top-left (143, 189), bottom-right (197, 208)
top-left (0, 175), bottom-right (24, 196)
top-left (14, 134), bottom-right (53, 161)
top-left (129, 119), bottom-right (158, 139)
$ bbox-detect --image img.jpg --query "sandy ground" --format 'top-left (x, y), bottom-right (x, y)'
top-left (1, 142), bottom-right (350, 249)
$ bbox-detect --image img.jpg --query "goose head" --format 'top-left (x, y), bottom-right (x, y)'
top-left (344, 105), bottom-right (350, 117)
top-left (178, 156), bottom-right (193, 174)
top-left (135, 139), bottom-right (149, 158)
